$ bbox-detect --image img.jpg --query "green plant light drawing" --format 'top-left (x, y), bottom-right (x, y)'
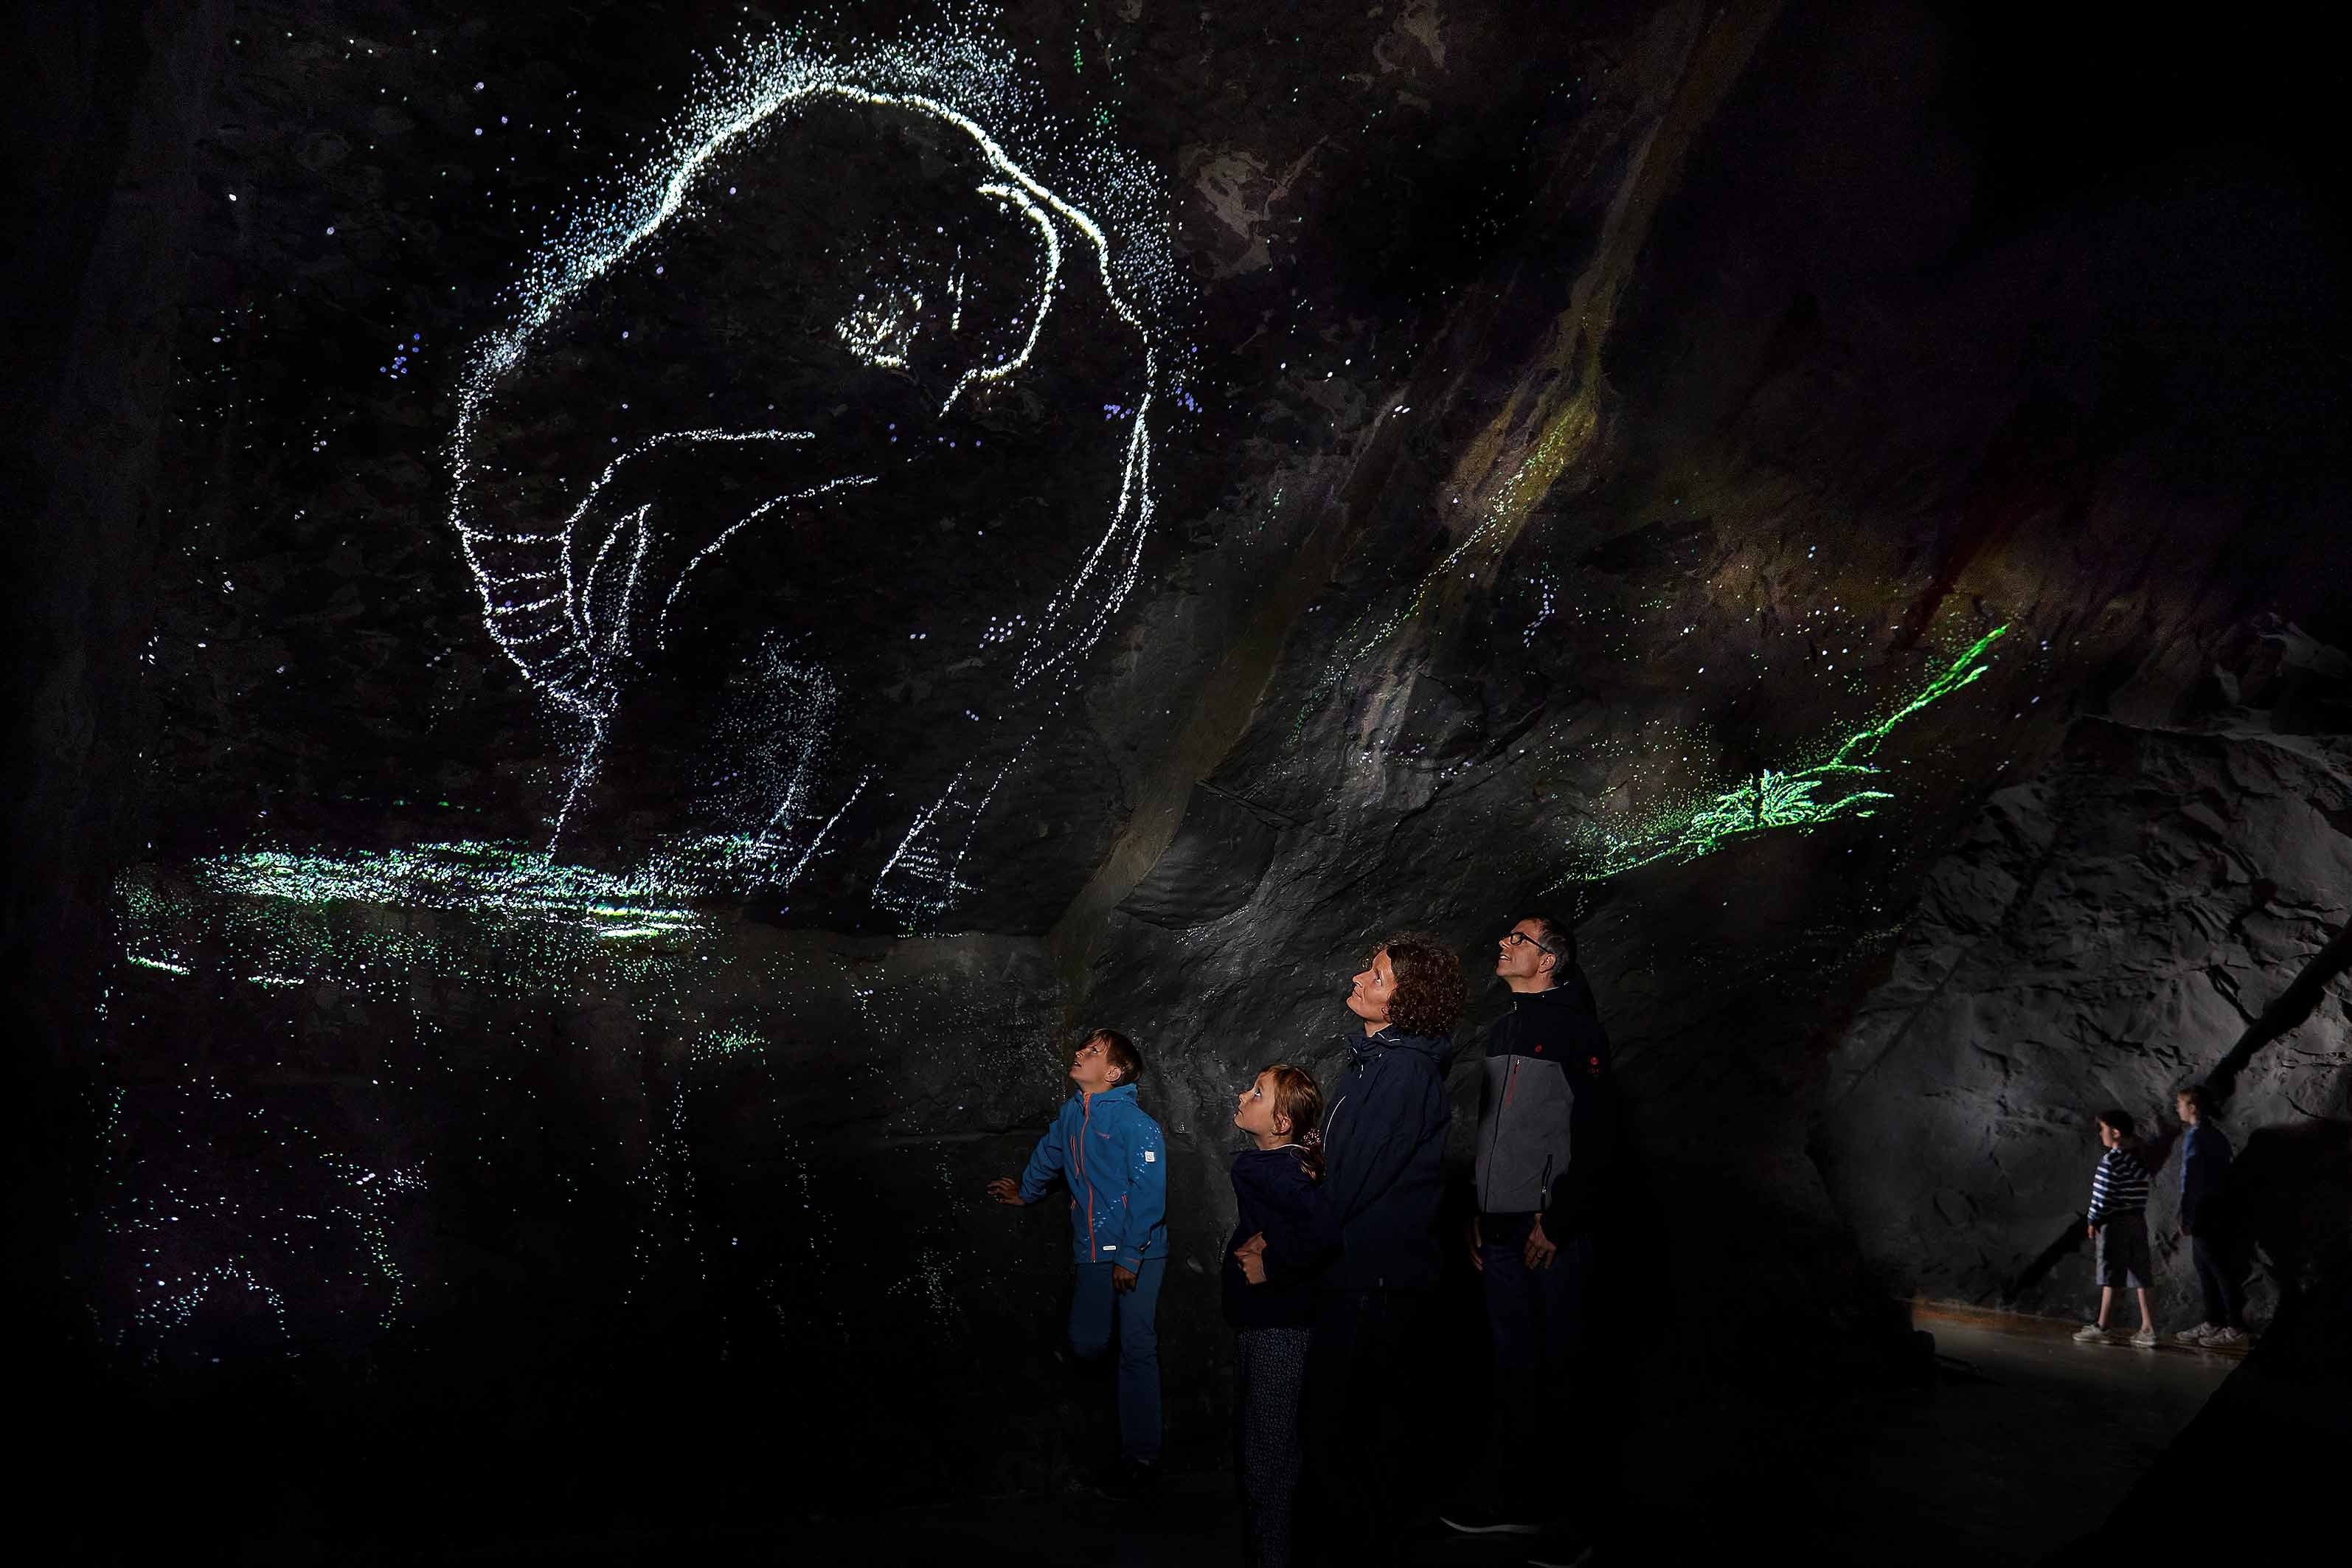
top-left (1561, 624), bottom-right (2010, 881)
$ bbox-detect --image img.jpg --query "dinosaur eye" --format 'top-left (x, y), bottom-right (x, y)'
top-left (836, 285), bottom-right (924, 368)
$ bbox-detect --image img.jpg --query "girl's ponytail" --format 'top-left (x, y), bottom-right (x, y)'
top-left (1260, 1063), bottom-right (1327, 1182)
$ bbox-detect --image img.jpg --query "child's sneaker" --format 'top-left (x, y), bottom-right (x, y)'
top-left (2173, 1322), bottom-right (2218, 1346)
top-left (2129, 1325), bottom-right (2160, 1347)
top-left (2072, 1323), bottom-right (2120, 1345)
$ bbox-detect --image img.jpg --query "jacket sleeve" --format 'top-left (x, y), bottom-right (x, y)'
top-left (1547, 1089), bottom-right (1616, 1235)
top-left (1546, 1024), bottom-right (1617, 1235)
top-left (1016, 1109), bottom-right (1068, 1205)
top-left (2181, 1125), bottom-right (2234, 1233)
top-left (2179, 1127), bottom-right (2202, 1232)
top-left (1110, 1113), bottom-right (1168, 1272)
top-left (1321, 1058), bottom-right (1444, 1232)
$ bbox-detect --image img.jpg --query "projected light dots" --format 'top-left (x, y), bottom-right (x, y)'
top-left (100, 847), bottom-right (1064, 1364)
top-left (96, 1072), bottom-right (428, 1361)
top-left (446, 13), bottom-right (1183, 924)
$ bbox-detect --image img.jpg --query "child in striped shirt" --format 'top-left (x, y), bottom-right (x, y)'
top-left (2073, 1109), bottom-right (2157, 1347)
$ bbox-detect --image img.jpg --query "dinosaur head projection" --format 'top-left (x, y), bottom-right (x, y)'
top-left (450, 38), bottom-right (1171, 927)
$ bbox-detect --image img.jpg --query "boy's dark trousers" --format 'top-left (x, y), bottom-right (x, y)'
top-left (1300, 1286), bottom-right (1426, 1567)
top-left (1068, 1257), bottom-right (1165, 1462)
top-left (1477, 1214), bottom-right (1595, 1506)
top-left (2190, 1231), bottom-right (2247, 1330)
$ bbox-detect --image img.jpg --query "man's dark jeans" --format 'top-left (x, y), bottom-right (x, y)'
top-left (1301, 1287), bottom-right (1426, 1566)
top-left (2191, 1231), bottom-right (2247, 1330)
top-left (1479, 1214), bottom-right (1594, 1504)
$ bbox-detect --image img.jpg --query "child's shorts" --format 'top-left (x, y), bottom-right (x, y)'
top-left (2095, 1209), bottom-right (2152, 1289)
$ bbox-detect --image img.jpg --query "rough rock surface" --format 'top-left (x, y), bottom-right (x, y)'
top-left (1822, 698), bottom-right (2352, 1321)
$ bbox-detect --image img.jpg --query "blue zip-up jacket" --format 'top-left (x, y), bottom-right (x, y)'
top-left (2179, 1121), bottom-right (2233, 1234)
top-left (1017, 1083), bottom-right (1168, 1271)
top-left (1317, 1028), bottom-right (1456, 1292)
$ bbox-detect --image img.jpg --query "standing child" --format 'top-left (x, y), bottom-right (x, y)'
top-left (1227, 1064), bottom-right (1328, 1568)
top-left (2171, 1083), bottom-right (2249, 1347)
top-left (988, 1028), bottom-right (1169, 1496)
top-left (2073, 1108), bottom-right (2158, 1347)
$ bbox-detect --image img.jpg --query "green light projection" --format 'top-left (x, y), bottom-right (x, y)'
top-left (202, 842), bottom-right (703, 940)
top-left (1559, 625), bottom-right (2010, 881)
top-left (111, 843), bottom-right (711, 1016)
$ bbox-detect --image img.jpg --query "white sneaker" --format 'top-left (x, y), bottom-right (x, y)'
top-left (2129, 1325), bottom-right (2160, 1347)
top-left (2203, 1326), bottom-right (2249, 1347)
top-left (2174, 1322), bottom-right (2218, 1345)
top-left (2072, 1323), bottom-right (2120, 1345)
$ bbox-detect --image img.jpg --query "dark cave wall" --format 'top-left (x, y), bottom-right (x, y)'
top-left (87, 903), bottom-right (1124, 1493)
top-left (5, 0), bottom-right (226, 1364)
top-left (30, 0), bottom-right (2352, 1554)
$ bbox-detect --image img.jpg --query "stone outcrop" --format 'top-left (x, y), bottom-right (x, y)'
top-left (1822, 694), bottom-right (2352, 1320)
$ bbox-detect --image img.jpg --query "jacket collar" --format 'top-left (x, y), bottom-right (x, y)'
top-left (1347, 1027), bottom-right (1447, 1066)
top-left (1080, 1082), bottom-right (1139, 1108)
top-left (1512, 965), bottom-right (1591, 1007)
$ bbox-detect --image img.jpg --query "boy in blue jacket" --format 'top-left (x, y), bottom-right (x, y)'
top-left (988, 1027), bottom-right (1169, 1494)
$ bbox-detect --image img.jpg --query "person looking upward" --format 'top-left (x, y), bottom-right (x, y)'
top-left (987, 1028), bottom-right (1168, 1497)
top-left (1301, 932), bottom-right (1464, 1564)
top-left (1225, 1064), bottom-right (1328, 1568)
top-left (1442, 915), bottom-right (1615, 1548)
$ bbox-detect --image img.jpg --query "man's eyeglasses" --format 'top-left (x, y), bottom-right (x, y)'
top-left (1499, 932), bottom-right (1554, 956)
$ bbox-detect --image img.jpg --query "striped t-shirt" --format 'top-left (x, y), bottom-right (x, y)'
top-left (2087, 1146), bottom-right (2151, 1224)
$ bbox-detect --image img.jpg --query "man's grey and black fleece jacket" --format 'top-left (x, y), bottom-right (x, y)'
top-left (1473, 968), bottom-right (1617, 1235)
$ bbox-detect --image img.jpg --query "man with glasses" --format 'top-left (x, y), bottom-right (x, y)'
top-left (1440, 915), bottom-right (1615, 1550)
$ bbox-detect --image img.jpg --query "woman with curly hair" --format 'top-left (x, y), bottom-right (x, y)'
top-left (1300, 931), bottom-right (1465, 1564)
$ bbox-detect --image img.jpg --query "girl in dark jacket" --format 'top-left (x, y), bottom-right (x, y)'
top-left (1227, 1064), bottom-right (1327, 1568)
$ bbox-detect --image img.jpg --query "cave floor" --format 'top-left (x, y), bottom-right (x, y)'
top-left (1788, 1308), bottom-right (2241, 1565)
top-left (437, 1309), bottom-right (2239, 1568)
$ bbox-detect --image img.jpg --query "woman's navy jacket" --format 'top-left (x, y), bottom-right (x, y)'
top-left (1317, 1027), bottom-right (1456, 1292)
